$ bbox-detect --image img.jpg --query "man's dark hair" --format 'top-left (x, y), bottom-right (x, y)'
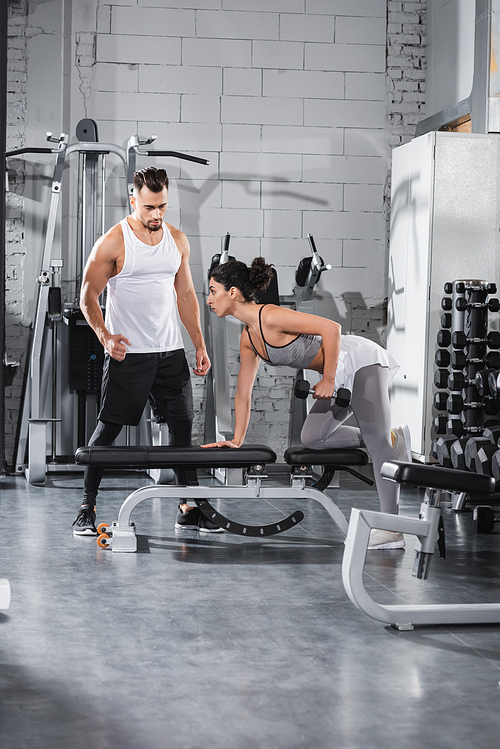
top-left (133, 167), bottom-right (169, 193)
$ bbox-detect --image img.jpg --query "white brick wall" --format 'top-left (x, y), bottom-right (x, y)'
top-left (4, 0), bottom-right (427, 466)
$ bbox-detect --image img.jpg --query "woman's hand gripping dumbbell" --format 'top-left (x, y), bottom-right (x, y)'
top-left (294, 378), bottom-right (351, 408)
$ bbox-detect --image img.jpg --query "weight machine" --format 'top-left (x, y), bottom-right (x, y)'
top-left (6, 119), bottom-right (209, 484)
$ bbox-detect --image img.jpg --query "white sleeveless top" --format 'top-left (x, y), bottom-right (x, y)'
top-left (105, 219), bottom-right (183, 354)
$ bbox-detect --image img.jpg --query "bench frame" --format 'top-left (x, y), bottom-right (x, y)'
top-left (342, 460), bottom-right (500, 630)
top-left (75, 444), bottom-right (369, 553)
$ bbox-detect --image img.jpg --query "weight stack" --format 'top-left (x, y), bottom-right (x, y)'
top-left (433, 280), bottom-right (500, 472)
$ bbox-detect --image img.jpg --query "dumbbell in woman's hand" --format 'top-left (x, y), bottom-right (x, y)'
top-left (294, 378), bottom-right (351, 408)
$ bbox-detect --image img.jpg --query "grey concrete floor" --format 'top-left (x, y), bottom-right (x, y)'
top-left (1, 467), bottom-right (500, 749)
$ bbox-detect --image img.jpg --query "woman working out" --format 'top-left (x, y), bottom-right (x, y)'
top-left (204, 257), bottom-right (411, 551)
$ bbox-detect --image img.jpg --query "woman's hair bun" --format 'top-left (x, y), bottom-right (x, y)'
top-left (249, 257), bottom-right (274, 293)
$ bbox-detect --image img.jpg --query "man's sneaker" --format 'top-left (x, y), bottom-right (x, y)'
top-left (391, 424), bottom-right (412, 462)
top-left (175, 505), bottom-right (224, 533)
top-left (72, 506), bottom-right (97, 536)
top-left (175, 505), bottom-right (201, 530)
top-left (368, 529), bottom-right (406, 550)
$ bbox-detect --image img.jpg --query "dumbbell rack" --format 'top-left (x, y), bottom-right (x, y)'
top-left (433, 280), bottom-right (500, 496)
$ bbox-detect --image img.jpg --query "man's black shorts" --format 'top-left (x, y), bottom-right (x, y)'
top-left (98, 349), bottom-right (194, 426)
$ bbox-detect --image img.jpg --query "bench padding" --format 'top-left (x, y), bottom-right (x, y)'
top-left (284, 447), bottom-right (368, 467)
top-left (381, 460), bottom-right (495, 495)
top-left (75, 444), bottom-right (277, 469)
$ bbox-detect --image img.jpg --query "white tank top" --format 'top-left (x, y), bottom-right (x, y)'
top-left (105, 218), bottom-right (184, 354)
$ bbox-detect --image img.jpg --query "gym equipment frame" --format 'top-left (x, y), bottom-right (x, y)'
top-left (74, 444), bottom-right (371, 552)
top-left (7, 120), bottom-right (209, 484)
top-left (342, 460), bottom-right (499, 630)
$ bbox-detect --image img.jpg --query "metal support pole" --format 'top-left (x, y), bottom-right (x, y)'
top-left (0, 0), bottom-right (7, 474)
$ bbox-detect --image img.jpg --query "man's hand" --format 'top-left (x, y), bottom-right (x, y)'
top-left (193, 347), bottom-right (211, 376)
top-left (104, 334), bottom-right (131, 361)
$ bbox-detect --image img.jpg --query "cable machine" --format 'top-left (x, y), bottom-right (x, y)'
top-left (6, 119), bottom-right (209, 484)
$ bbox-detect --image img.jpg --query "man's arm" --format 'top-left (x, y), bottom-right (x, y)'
top-left (171, 226), bottom-right (210, 376)
top-left (80, 225), bottom-right (131, 361)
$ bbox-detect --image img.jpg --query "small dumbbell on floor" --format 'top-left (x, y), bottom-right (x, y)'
top-left (472, 505), bottom-right (500, 533)
top-left (294, 378), bottom-right (351, 408)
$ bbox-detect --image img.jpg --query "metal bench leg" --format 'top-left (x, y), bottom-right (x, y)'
top-left (342, 508), bottom-right (500, 630)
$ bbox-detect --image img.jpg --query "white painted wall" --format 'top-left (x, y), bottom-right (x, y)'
top-left (6, 0), bottom-right (427, 463)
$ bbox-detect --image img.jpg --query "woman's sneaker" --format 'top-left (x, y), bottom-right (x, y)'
top-left (368, 529), bottom-right (406, 550)
top-left (72, 506), bottom-right (97, 536)
top-left (391, 424), bottom-right (412, 462)
top-left (175, 505), bottom-right (224, 533)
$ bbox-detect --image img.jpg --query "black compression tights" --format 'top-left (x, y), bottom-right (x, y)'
top-left (82, 419), bottom-right (192, 508)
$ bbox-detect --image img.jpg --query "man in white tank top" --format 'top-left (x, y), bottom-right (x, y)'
top-left (72, 167), bottom-right (221, 535)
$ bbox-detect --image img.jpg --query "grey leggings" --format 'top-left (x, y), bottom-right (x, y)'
top-left (300, 364), bottom-right (399, 514)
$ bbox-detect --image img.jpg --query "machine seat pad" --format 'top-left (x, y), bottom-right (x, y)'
top-left (381, 460), bottom-right (495, 495)
top-left (284, 447), bottom-right (368, 467)
top-left (75, 444), bottom-right (277, 469)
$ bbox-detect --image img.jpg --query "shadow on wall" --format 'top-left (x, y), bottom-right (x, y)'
top-left (176, 170), bottom-right (329, 275)
top-left (385, 175), bottom-right (420, 340)
top-left (176, 170), bottom-right (386, 345)
top-left (311, 290), bottom-right (387, 348)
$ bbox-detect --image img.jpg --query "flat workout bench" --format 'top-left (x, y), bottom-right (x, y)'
top-left (342, 460), bottom-right (500, 629)
top-left (75, 443), bottom-right (369, 552)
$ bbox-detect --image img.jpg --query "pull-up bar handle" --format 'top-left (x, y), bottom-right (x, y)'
top-left (142, 149), bottom-right (209, 166)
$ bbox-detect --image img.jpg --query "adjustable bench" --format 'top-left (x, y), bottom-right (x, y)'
top-left (74, 444), bottom-right (370, 552)
top-left (342, 461), bottom-right (499, 630)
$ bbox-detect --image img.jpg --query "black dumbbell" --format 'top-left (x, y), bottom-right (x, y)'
top-left (446, 417), bottom-right (464, 437)
top-left (487, 351), bottom-right (500, 368)
top-left (441, 312), bottom-right (452, 329)
top-left (294, 379), bottom-right (351, 408)
top-left (446, 393), bottom-right (464, 414)
top-left (448, 371), bottom-right (465, 390)
top-left (432, 414), bottom-right (447, 435)
top-left (450, 437), bottom-right (468, 470)
top-left (465, 436), bottom-right (491, 471)
top-left (472, 505), bottom-right (500, 533)
top-left (484, 397), bottom-right (500, 416)
top-left (475, 368), bottom-right (497, 396)
top-left (456, 297), bottom-right (500, 311)
top-left (450, 351), bottom-right (467, 370)
top-left (489, 298), bottom-right (500, 312)
top-left (435, 349), bottom-right (450, 367)
top-left (434, 368), bottom-right (449, 388)
top-left (436, 329), bottom-right (451, 347)
top-left (487, 331), bottom-right (500, 349)
top-left (452, 331), bottom-right (467, 349)
top-left (491, 448), bottom-right (500, 481)
top-left (482, 424), bottom-right (500, 444)
top-left (435, 435), bottom-right (462, 468)
top-left (475, 443), bottom-right (499, 475)
top-left (433, 392), bottom-right (448, 411)
top-left (487, 370), bottom-right (500, 396)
